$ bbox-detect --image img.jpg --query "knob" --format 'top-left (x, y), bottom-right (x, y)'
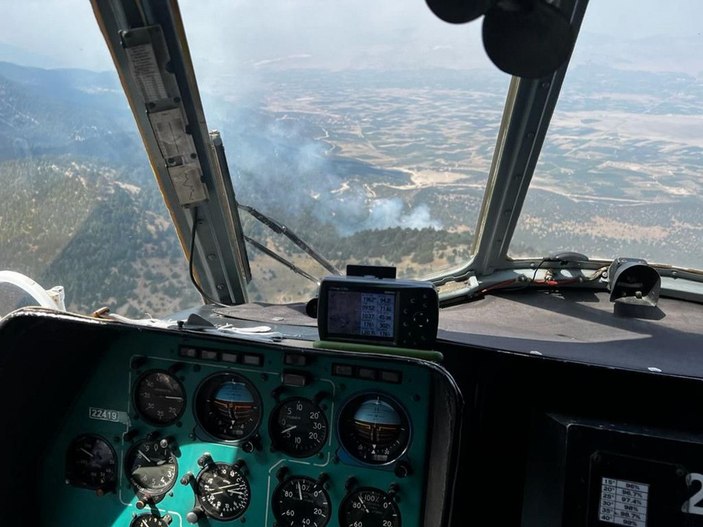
top-left (316, 473), bottom-right (329, 487)
top-left (197, 453), bottom-right (214, 468)
top-left (124, 429), bottom-right (139, 442)
top-left (180, 472), bottom-right (195, 486)
top-left (233, 459), bottom-right (248, 475)
top-left (345, 476), bottom-right (357, 491)
top-left (186, 508), bottom-right (204, 524)
top-left (276, 466), bottom-right (289, 482)
top-left (135, 499), bottom-right (147, 510)
top-left (242, 435), bottom-right (260, 453)
top-left (168, 362), bottom-right (184, 374)
top-left (131, 356), bottom-right (147, 370)
top-left (394, 461), bottom-right (412, 478)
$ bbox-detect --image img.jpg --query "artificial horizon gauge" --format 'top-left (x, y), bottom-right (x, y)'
top-left (129, 514), bottom-right (171, 527)
top-left (125, 439), bottom-right (178, 497)
top-left (65, 434), bottom-right (117, 491)
top-left (339, 487), bottom-right (401, 527)
top-left (270, 397), bottom-right (329, 457)
top-left (134, 370), bottom-right (185, 426)
top-left (272, 476), bottom-right (331, 527)
top-left (196, 462), bottom-right (251, 520)
top-left (195, 372), bottom-right (262, 441)
top-left (338, 393), bottom-right (411, 465)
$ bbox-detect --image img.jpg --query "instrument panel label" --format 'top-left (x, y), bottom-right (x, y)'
top-left (599, 477), bottom-right (649, 527)
top-left (88, 407), bottom-right (130, 425)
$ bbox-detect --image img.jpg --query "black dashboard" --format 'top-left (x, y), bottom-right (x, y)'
top-left (0, 310), bottom-right (460, 527)
top-left (3, 289), bottom-right (703, 527)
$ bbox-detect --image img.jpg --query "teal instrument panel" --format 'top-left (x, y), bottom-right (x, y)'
top-left (40, 330), bottom-right (435, 527)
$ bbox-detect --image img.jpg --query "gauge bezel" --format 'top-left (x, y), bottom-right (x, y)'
top-left (65, 433), bottom-right (117, 490)
top-left (194, 371), bottom-right (263, 443)
top-left (272, 475), bottom-right (332, 527)
top-left (124, 438), bottom-right (178, 498)
top-left (338, 487), bottom-right (402, 527)
top-left (132, 369), bottom-right (186, 427)
top-left (337, 391), bottom-right (412, 466)
top-left (269, 396), bottom-right (329, 458)
top-left (196, 461), bottom-right (251, 521)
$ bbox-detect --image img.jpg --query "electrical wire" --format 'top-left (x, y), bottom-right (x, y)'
top-left (189, 207), bottom-right (228, 306)
top-left (478, 265), bottom-right (608, 296)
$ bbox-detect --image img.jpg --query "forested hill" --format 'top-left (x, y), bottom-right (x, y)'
top-left (0, 62), bottom-right (200, 316)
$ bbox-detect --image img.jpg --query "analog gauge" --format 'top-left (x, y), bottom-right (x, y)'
top-left (129, 514), bottom-right (171, 527)
top-left (270, 397), bottom-right (328, 457)
top-left (338, 394), bottom-right (410, 465)
top-left (339, 488), bottom-right (401, 527)
top-left (272, 476), bottom-right (331, 527)
top-left (195, 373), bottom-right (262, 441)
top-left (196, 462), bottom-right (251, 520)
top-left (125, 439), bottom-right (178, 497)
top-left (65, 434), bottom-right (117, 491)
top-left (134, 370), bottom-right (185, 426)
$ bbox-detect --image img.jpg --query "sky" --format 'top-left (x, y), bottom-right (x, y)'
top-left (0, 0), bottom-right (702, 73)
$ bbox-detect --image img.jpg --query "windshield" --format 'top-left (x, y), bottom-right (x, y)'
top-left (1, 0), bottom-right (508, 310)
top-left (180, 1), bottom-right (507, 301)
top-left (510, 0), bottom-right (703, 269)
top-left (3, 2), bottom-right (700, 317)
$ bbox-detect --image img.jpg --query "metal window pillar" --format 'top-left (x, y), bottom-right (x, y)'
top-left (91, 0), bottom-right (250, 304)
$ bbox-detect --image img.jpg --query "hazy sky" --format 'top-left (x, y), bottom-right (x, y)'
top-left (0, 0), bottom-right (701, 72)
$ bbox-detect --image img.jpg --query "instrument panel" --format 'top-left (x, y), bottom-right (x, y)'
top-left (38, 327), bottom-right (448, 527)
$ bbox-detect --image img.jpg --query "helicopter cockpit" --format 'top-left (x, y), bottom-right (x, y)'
top-left (1, 1), bottom-right (703, 526)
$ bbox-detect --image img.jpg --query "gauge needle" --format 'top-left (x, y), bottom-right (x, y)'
top-left (79, 447), bottom-right (94, 458)
top-left (358, 495), bottom-right (369, 513)
top-left (281, 425), bottom-right (297, 434)
top-left (138, 451), bottom-right (152, 463)
top-left (163, 395), bottom-right (184, 400)
top-left (298, 481), bottom-right (303, 500)
top-left (211, 484), bottom-right (245, 496)
top-left (141, 520), bottom-right (149, 527)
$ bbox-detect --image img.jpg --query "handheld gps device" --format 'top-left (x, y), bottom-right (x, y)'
top-left (317, 274), bottom-right (439, 349)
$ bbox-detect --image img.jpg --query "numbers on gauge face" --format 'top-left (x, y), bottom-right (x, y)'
top-left (339, 394), bottom-right (411, 465)
top-left (340, 488), bottom-right (401, 527)
top-left (134, 370), bottom-right (185, 426)
top-left (195, 373), bottom-right (262, 441)
top-left (270, 397), bottom-right (329, 457)
top-left (272, 476), bottom-right (331, 527)
top-left (65, 434), bottom-right (117, 490)
top-left (196, 462), bottom-right (251, 520)
top-left (129, 514), bottom-right (170, 527)
top-left (125, 439), bottom-right (178, 497)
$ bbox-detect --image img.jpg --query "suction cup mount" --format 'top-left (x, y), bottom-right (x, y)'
top-left (425, 0), bottom-right (576, 78)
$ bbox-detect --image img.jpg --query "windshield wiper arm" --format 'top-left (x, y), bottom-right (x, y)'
top-left (243, 235), bottom-right (319, 284)
top-left (239, 204), bottom-right (341, 276)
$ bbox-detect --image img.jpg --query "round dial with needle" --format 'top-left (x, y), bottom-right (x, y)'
top-left (338, 393), bottom-right (411, 465)
top-left (134, 370), bottom-right (186, 426)
top-left (125, 439), bottom-right (178, 497)
top-left (65, 434), bottom-right (116, 491)
top-left (196, 462), bottom-right (251, 520)
top-left (195, 373), bottom-right (262, 441)
top-left (339, 488), bottom-right (401, 527)
top-left (272, 476), bottom-right (331, 527)
top-left (270, 397), bottom-right (328, 457)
